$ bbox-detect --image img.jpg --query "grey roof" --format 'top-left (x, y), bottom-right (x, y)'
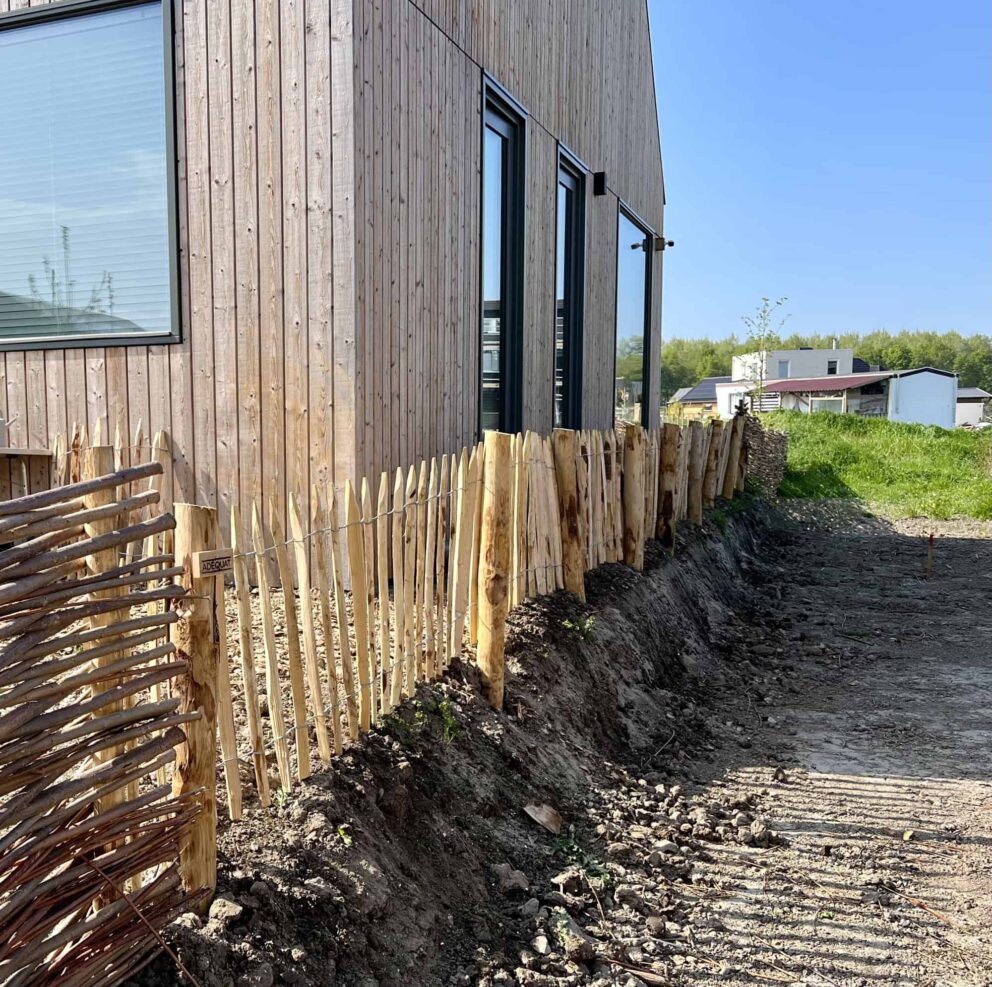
top-left (957, 386), bottom-right (992, 401)
top-left (674, 376), bottom-right (731, 404)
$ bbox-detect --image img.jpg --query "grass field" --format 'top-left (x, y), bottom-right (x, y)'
top-left (764, 410), bottom-right (992, 519)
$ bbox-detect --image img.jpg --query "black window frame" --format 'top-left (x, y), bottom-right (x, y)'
top-left (554, 147), bottom-right (586, 430)
top-left (0, 0), bottom-right (181, 352)
top-left (613, 202), bottom-right (654, 428)
top-left (479, 77), bottom-right (526, 436)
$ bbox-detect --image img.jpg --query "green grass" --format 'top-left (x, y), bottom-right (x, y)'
top-left (763, 410), bottom-right (992, 519)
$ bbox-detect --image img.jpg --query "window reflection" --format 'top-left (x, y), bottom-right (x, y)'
top-left (615, 211), bottom-right (650, 424)
top-left (0, 2), bottom-right (173, 344)
top-left (481, 126), bottom-right (504, 432)
top-left (554, 165), bottom-right (583, 428)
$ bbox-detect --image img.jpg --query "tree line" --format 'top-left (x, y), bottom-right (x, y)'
top-left (659, 330), bottom-right (992, 400)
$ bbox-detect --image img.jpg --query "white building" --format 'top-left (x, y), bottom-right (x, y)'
top-left (716, 367), bottom-right (958, 429)
top-left (732, 347), bottom-right (858, 383)
top-left (956, 387), bottom-right (991, 427)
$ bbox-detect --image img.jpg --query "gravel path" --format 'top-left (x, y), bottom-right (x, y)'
top-left (671, 502), bottom-right (992, 986)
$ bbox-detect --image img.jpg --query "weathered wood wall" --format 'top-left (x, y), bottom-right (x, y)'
top-left (0, 0), bottom-right (665, 525)
top-left (353, 0), bottom-right (666, 479)
top-left (0, 0), bottom-right (357, 543)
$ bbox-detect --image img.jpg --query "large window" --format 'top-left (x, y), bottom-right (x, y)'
top-left (614, 208), bottom-right (652, 425)
top-left (554, 153), bottom-right (584, 428)
top-left (480, 82), bottom-right (524, 434)
top-left (0, 0), bottom-right (177, 349)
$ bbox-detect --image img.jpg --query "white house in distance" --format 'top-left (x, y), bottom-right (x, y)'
top-left (731, 346), bottom-right (863, 383)
top-left (716, 364), bottom-right (959, 429)
top-left (956, 387), bottom-right (991, 427)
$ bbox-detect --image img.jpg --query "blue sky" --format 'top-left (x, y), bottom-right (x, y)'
top-left (648, 0), bottom-right (992, 341)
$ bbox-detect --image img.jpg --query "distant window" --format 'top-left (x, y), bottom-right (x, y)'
top-left (554, 153), bottom-right (584, 428)
top-left (614, 208), bottom-right (652, 425)
top-left (827, 360), bottom-right (838, 375)
top-left (480, 82), bottom-right (525, 434)
top-left (0, 1), bottom-right (178, 349)
top-left (777, 359), bottom-right (791, 378)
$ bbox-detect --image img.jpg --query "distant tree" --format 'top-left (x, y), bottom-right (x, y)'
top-left (740, 296), bottom-right (789, 398)
top-left (657, 328), bottom-right (992, 401)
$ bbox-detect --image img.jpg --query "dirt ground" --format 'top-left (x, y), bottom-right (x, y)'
top-left (132, 498), bottom-right (992, 987)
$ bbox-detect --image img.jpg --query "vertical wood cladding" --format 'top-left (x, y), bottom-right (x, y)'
top-left (354, 0), bottom-right (665, 478)
top-left (0, 0), bottom-right (358, 542)
top-left (0, 0), bottom-right (663, 512)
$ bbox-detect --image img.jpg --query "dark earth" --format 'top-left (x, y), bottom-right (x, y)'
top-left (131, 497), bottom-right (992, 987)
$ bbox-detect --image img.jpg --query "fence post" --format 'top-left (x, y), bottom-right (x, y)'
top-left (736, 418), bottom-right (749, 492)
top-left (82, 446), bottom-right (133, 813)
top-left (656, 422), bottom-right (679, 549)
top-left (552, 429), bottom-right (585, 600)
top-left (171, 502), bottom-right (218, 909)
top-left (477, 431), bottom-right (512, 710)
top-left (703, 420), bottom-right (723, 508)
top-left (722, 414), bottom-right (745, 500)
top-left (687, 421), bottom-right (705, 523)
top-left (621, 423), bottom-right (645, 570)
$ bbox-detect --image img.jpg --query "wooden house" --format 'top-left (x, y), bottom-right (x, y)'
top-left (0, 0), bottom-right (666, 539)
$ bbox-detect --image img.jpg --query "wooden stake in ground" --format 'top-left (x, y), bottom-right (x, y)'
top-left (375, 473), bottom-right (391, 712)
top-left (621, 423), bottom-right (646, 570)
top-left (687, 421), bottom-right (705, 524)
top-left (326, 486), bottom-right (360, 739)
top-left (657, 422), bottom-right (680, 550)
top-left (289, 493), bottom-right (331, 764)
top-left (171, 503), bottom-right (219, 908)
top-left (721, 415), bottom-right (745, 500)
top-left (213, 558), bottom-right (243, 821)
top-left (270, 507), bottom-right (311, 781)
top-left (344, 480), bottom-right (373, 731)
top-left (477, 431), bottom-right (512, 710)
top-left (703, 420), bottom-right (724, 508)
top-left (390, 468), bottom-right (406, 708)
top-left (230, 506), bottom-right (270, 804)
top-left (552, 429), bottom-right (585, 599)
top-left (311, 490), bottom-right (344, 755)
top-left (251, 502), bottom-right (293, 791)
top-left (81, 446), bottom-right (133, 812)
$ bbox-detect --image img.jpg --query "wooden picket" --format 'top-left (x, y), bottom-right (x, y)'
top-left (206, 416), bottom-right (749, 811)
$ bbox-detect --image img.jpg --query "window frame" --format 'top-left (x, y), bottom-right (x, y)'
top-left (479, 76), bottom-right (526, 435)
top-left (553, 146), bottom-right (586, 430)
top-left (826, 359), bottom-right (838, 375)
top-left (0, 0), bottom-right (181, 352)
top-left (613, 201), bottom-right (654, 428)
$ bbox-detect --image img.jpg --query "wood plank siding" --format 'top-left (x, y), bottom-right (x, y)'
top-left (353, 0), bottom-right (665, 478)
top-left (0, 0), bottom-right (664, 518)
top-left (0, 0), bottom-right (359, 542)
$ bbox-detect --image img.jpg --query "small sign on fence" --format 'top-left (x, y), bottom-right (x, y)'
top-left (192, 547), bottom-right (234, 578)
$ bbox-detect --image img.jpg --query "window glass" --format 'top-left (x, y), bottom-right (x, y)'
top-left (0, 2), bottom-right (174, 346)
top-left (554, 163), bottom-right (583, 428)
top-left (778, 359), bottom-right (791, 378)
top-left (480, 89), bottom-right (523, 434)
top-left (614, 210), bottom-right (650, 424)
top-left (481, 126), bottom-right (504, 432)
top-left (827, 360), bottom-right (838, 375)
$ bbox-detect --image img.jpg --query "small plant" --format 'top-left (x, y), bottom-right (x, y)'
top-left (382, 711), bottom-right (419, 748)
top-left (562, 614), bottom-right (596, 642)
top-left (435, 696), bottom-right (463, 744)
top-left (710, 509), bottom-right (728, 534)
top-left (336, 824), bottom-right (353, 847)
top-left (549, 836), bottom-right (611, 884)
top-left (272, 788), bottom-right (290, 816)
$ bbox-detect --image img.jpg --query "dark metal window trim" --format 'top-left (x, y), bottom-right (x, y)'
top-left (479, 76), bottom-right (526, 435)
top-left (0, 0), bottom-right (181, 352)
top-left (613, 202), bottom-right (655, 428)
top-left (554, 146), bottom-right (586, 429)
